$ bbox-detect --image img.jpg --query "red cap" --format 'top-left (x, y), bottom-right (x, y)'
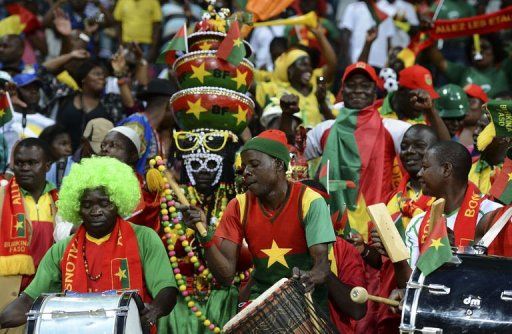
top-left (464, 84), bottom-right (489, 103)
top-left (257, 130), bottom-right (288, 146)
top-left (398, 65), bottom-right (439, 99)
top-left (342, 62), bottom-right (381, 86)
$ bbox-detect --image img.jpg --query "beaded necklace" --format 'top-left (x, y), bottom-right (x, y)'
top-left (82, 242), bottom-right (102, 281)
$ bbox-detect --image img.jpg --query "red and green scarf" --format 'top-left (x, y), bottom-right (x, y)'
top-left (0, 178), bottom-right (35, 275)
top-left (61, 218), bottom-right (150, 302)
top-left (418, 182), bottom-right (482, 247)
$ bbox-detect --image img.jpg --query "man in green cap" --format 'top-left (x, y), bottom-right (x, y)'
top-left (435, 84), bottom-right (469, 139)
top-left (179, 129), bottom-right (336, 310)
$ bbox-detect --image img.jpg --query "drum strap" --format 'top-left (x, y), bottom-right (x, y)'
top-left (477, 207), bottom-right (512, 248)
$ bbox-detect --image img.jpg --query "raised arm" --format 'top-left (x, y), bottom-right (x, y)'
top-left (311, 25), bottom-right (337, 84)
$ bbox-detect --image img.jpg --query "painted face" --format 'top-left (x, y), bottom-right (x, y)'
top-left (400, 128), bottom-right (437, 177)
top-left (183, 152), bottom-right (223, 192)
top-left (343, 73), bottom-right (376, 110)
top-left (79, 187), bottom-right (118, 238)
top-left (100, 132), bottom-right (138, 166)
top-left (288, 56), bottom-right (313, 86)
top-left (13, 146), bottom-right (50, 192)
top-left (241, 150), bottom-right (281, 197)
top-left (417, 150), bottom-right (444, 197)
top-left (51, 133), bottom-right (73, 160)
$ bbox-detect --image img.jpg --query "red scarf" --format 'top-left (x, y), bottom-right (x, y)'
top-left (0, 178), bottom-right (35, 275)
top-left (418, 182), bottom-right (482, 247)
top-left (61, 218), bottom-right (150, 302)
top-left (394, 173), bottom-right (432, 218)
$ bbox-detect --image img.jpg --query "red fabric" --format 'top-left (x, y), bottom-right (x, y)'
top-left (128, 174), bottom-right (160, 232)
top-left (376, 259), bottom-right (400, 334)
top-left (398, 65), bottom-right (439, 99)
top-left (486, 205), bottom-right (512, 256)
top-left (356, 263), bottom-right (380, 334)
top-left (464, 84), bottom-right (489, 103)
top-left (61, 218), bottom-right (150, 302)
top-left (328, 237), bottom-right (366, 334)
top-left (418, 182), bottom-right (482, 247)
top-left (256, 129), bottom-right (289, 146)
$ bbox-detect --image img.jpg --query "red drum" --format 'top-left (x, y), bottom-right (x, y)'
top-left (174, 51), bottom-right (254, 93)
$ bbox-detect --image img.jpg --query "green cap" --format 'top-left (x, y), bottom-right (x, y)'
top-left (435, 84), bottom-right (469, 118)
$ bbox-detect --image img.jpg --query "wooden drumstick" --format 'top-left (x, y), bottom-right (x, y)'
top-left (164, 170), bottom-right (208, 237)
top-left (350, 286), bottom-right (400, 307)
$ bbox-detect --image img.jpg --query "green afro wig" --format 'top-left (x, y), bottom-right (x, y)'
top-left (57, 156), bottom-right (141, 224)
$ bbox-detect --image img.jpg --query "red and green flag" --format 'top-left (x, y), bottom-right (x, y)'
top-left (217, 21), bottom-right (246, 65)
top-left (490, 155), bottom-right (512, 205)
top-left (0, 92), bottom-right (14, 126)
top-left (111, 258), bottom-right (130, 289)
top-left (157, 24), bottom-right (188, 65)
top-left (6, 4), bottom-right (41, 34)
top-left (416, 215), bottom-right (453, 276)
top-left (366, 0), bottom-right (388, 25)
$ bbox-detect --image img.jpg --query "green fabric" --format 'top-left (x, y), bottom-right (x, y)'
top-left (20, 181), bottom-right (56, 196)
top-left (416, 224), bottom-right (453, 277)
top-left (303, 197), bottom-right (336, 247)
top-left (24, 223), bottom-right (176, 299)
top-left (241, 137), bottom-right (291, 165)
top-left (163, 286), bottom-right (238, 334)
top-left (157, 27), bottom-right (187, 64)
top-left (445, 61), bottom-right (510, 98)
top-left (380, 93), bottom-right (395, 116)
top-left (487, 99), bottom-right (512, 137)
top-left (319, 107), bottom-right (360, 216)
top-left (474, 159), bottom-right (490, 173)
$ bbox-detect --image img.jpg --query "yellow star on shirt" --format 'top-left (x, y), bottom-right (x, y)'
top-left (114, 267), bottom-right (127, 281)
top-left (198, 42), bottom-right (212, 50)
top-left (186, 98), bottom-right (208, 119)
top-left (233, 105), bottom-right (248, 126)
top-left (15, 220), bottom-right (23, 231)
top-left (508, 172), bottom-right (512, 181)
top-left (190, 63), bottom-right (211, 83)
top-left (430, 238), bottom-right (444, 251)
top-left (261, 240), bottom-right (292, 268)
top-left (233, 38), bottom-right (243, 48)
top-left (231, 69), bottom-right (248, 89)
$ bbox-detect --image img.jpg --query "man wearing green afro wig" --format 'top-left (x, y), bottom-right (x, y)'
top-left (0, 157), bottom-right (178, 333)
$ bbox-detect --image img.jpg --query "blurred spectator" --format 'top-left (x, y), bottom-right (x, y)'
top-left (377, 0), bottom-right (419, 48)
top-left (250, 25), bottom-right (286, 71)
top-left (0, 34), bottom-right (25, 76)
top-left (39, 124), bottom-right (72, 162)
top-left (161, 0), bottom-right (203, 44)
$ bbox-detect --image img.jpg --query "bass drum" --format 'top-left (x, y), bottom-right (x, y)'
top-left (401, 254), bottom-right (512, 333)
top-left (26, 290), bottom-right (147, 334)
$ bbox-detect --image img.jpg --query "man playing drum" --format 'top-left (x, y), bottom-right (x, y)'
top-left (0, 157), bottom-right (178, 332)
top-left (179, 130), bottom-right (336, 312)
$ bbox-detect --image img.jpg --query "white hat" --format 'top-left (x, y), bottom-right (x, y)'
top-left (109, 126), bottom-right (142, 157)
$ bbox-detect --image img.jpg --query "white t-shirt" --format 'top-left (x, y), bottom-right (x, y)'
top-left (249, 26), bottom-right (285, 71)
top-left (339, 1), bottom-right (396, 68)
top-left (377, 0), bottom-right (419, 48)
top-left (405, 198), bottom-right (503, 268)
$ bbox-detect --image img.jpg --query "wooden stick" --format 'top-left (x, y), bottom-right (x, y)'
top-left (164, 170), bottom-right (208, 237)
top-left (350, 287), bottom-right (399, 307)
top-left (428, 198), bottom-right (445, 236)
top-left (305, 292), bottom-right (322, 331)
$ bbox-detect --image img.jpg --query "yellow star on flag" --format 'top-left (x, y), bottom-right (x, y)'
top-left (233, 38), bottom-right (243, 48)
top-left (186, 98), bottom-right (208, 119)
top-left (198, 42), bottom-right (212, 50)
top-left (15, 220), bottom-right (23, 231)
top-left (233, 105), bottom-right (247, 126)
top-left (430, 238), bottom-right (444, 250)
top-left (261, 240), bottom-right (292, 268)
top-left (0, 109), bottom-right (5, 117)
top-left (231, 69), bottom-right (248, 89)
top-left (114, 267), bottom-right (127, 281)
top-left (508, 172), bottom-right (512, 181)
top-left (190, 63), bottom-right (211, 83)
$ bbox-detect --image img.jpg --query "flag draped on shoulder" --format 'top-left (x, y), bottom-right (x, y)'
top-left (416, 215), bottom-right (453, 276)
top-left (0, 92), bottom-right (14, 126)
top-left (157, 24), bottom-right (188, 65)
top-left (217, 21), bottom-right (246, 65)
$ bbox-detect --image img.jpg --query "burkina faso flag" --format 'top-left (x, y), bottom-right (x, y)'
top-left (0, 92), bottom-right (13, 126)
top-left (416, 216), bottom-right (452, 276)
top-left (111, 258), bottom-right (130, 289)
top-left (157, 24), bottom-right (187, 65)
top-left (217, 21), bottom-right (246, 65)
top-left (490, 152), bottom-right (512, 205)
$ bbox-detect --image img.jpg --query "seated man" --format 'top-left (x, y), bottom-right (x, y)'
top-left (0, 157), bottom-right (177, 331)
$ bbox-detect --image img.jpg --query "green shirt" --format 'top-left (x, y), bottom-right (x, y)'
top-left (445, 61), bottom-right (510, 98)
top-left (24, 223), bottom-right (176, 299)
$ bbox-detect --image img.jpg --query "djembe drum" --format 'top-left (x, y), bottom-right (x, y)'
top-left (26, 290), bottom-right (146, 334)
top-left (223, 278), bottom-right (338, 334)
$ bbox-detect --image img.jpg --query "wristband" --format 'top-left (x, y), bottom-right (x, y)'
top-left (197, 226), bottom-right (215, 246)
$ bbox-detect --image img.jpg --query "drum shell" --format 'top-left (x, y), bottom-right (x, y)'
top-left (401, 254), bottom-right (512, 334)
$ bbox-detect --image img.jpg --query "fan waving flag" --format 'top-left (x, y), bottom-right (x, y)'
top-left (217, 21), bottom-right (246, 65)
top-left (157, 24), bottom-right (188, 65)
top-left (416, 215), bottom-right (453, 276)
top-left (0, 92), bottom-right (14, 126)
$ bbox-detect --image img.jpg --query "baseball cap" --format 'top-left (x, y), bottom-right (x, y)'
top-left (398, 65), bottom-right (439, 99)
top-left (83, 118), bottom-right (114, 154)
top-left (464, 84), bottom-right (489, 103)
top-left (12, 73), bottom-right (41, 87)
top-left (342, 62), bottom-right (380, 86)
